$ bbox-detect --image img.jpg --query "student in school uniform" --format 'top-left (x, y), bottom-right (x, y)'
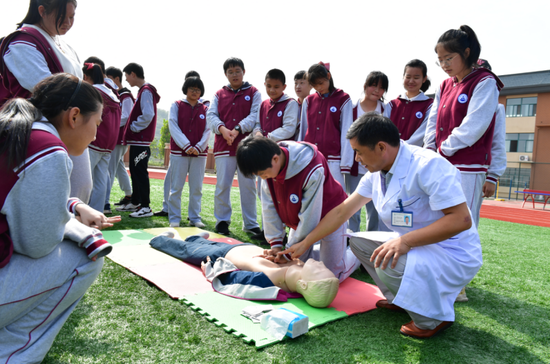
top-left (104, 66), bottom-right (134, 211)
top-left (346, 71), bottom-right (388, 232)
top-left (236, 136), bottom-right (360, 282)
top-left (156, 70), bottom-right (209, 218)
top-left (0, 74), bottom-right (114, 362)
top-left (384, 59), bottom-right (434, 147)
top-left (298, 62), bottom-right (353, 188)
top-left (293, 70), bottom-right (313, 139)
top-left (82, 63), bottom-right (121, 213)
top-left (84, 56), bottom-right (118, 94)
top-left (165, 77), bottom-right (210, 228)
top-left (424, 26), bottom-right (504, 302)
top-left (206, 57), bottom-right (261, 236)
top-left (116, 62), bottom-right (161, 218)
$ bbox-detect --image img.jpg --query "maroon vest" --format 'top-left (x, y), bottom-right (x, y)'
top-left (304, 89), bottom-right (350, 159)
top-left (170, 100), bottom-right (208, 157)
top-left (258, 96), bottom-right (293, 136)
top-left (388, 97), bottom-right (434, 140)
top-left (0, 27), bottom-right (63, 105)
top-left (266, 143), bottom-right (347, 230)
top-left (125, 83), bottom-right (161, 146)
top-left (435, 68), bottom-right (504, 169)
top-left (0, 129), bottom-right (67, 268)
top-left (90, 88), bottom-right (121, 153)
top-left (117, 88), bottom-right (135, 145)
top-left (213, 84), bottom-right (258, 156)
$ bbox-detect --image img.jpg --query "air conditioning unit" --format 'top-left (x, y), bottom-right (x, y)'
top-left (519, 155), bottom-right (530, 162)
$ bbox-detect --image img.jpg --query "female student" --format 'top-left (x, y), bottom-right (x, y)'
top-left (384, 60), bottom-right (434, 147)
top-left (345, 71), bottom-right (388, 232)
top-left (82, 62), bottom-right (121, 213)
top-left (0, 0), bottom-right (94, 204)
top-left (298, 62), bottom-right (353, 188)
top-left (166, 76), bottom-right (211, 228)
top-left (0, 74), bottom-right (114, 362)
top-left (424, 25), bottom-right (503, 302)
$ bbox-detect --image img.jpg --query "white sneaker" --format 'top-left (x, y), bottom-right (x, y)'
top-left (455, 287), bottom-right (469, 302)
top-left (170, 222), bottom-right (180, 227)
top-left (129, 207), bottom-right (153, 218)
top-left (159, 231), bottom-right (175, 239)
top-left (189, 231), bottom-right (210, 239)
top-left (190, 221), bottom-right (206, 228)
top-left (116, 203), bottom-right (140, 212)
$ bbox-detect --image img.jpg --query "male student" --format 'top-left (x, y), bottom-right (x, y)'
top-left (293, 70), bottom-right (312, 140)
top-left (206, 57), bottom-right (261, 236)
top-left (236, 136), bottom-right (360, 282)
top-left (116, 62), bottom-right (160, 218)
top-left (105, 66), bottom-right (134, 211)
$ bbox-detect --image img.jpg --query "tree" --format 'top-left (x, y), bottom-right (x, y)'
top-left (158, 118), bottom-right (170, 151)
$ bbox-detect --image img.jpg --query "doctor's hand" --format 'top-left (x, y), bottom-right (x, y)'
top-left (279, 241), bottom-right (309, 260)
top-left (371, 236), bottom-right (412, 270)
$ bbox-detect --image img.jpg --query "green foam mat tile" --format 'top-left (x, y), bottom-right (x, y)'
top-left (181, 291), bottom-right (348, 349)
top-left (102, 229), bottom-right (156, 246)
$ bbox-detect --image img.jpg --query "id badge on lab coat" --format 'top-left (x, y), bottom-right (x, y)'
top-left (391, 199), bottom-right (413, 227)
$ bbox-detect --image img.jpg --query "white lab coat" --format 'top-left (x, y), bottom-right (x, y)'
top-left (356, 141), bottom-right (482, 321)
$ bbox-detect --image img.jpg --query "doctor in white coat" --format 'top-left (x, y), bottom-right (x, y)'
top-left (280, 112), bottom-right (482, 339)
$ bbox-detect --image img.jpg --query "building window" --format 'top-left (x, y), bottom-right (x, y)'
top-left (506, 133), bottom-right (534, 153)
top-left (505, 97), bottom-right (537, 117)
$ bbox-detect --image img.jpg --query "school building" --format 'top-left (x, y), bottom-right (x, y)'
top-left (497, 69), bottom-right (550, 198)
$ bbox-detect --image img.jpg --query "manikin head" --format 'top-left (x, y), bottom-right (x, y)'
top-left (286, 259), bottom-right (339, 308)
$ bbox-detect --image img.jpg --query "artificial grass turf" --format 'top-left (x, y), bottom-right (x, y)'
top-left (42, 179), bottom-right (550, 363)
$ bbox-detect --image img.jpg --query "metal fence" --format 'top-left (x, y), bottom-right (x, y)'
top-left (496, 161), bottom-right (550, 200)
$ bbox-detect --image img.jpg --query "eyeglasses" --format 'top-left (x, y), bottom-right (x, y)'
top-left (227, 70), bottom-right (243, 77)
top-left (188, 88), bottom-right (201, 94)
top-left (435, 54), bottom-right (458, 68)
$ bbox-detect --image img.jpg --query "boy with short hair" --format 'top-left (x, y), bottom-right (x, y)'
top-left (105, 66), bottom-right (134, 210)
top-left (236, 136), bottom-right (360, 282)
top-left (206, 57), bottom-right (261, 236)
top-left (253, 68), bottom-right (299, 141)
top-left (117, 62), bottom-right (161, 218)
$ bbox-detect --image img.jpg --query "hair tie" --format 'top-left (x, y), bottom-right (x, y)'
top-left (318, 61), bottom-right (330, 71)
top-left (84, 63), bottom-right (95, 71)
top-left (64, 78), bottom-right (82, 110)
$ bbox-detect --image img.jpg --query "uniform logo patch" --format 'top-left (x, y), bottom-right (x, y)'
top-left (415, 111), bottom-right (423, 119)
top-left (199, 114), bottom-right (205, 119)
top-left (245, 95), bottom-right (251, 101)
top-left (289, 194), bottom-right (299, 204)
top-left (277, 111), bottom-right (283, 117)
top-left (330, 106), bottom-right (337, 113)
top-left (458, 94), bottom-right (468, 103)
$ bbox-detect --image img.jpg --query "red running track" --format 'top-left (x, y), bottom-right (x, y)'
top-left (147, 169), bottom-right (550, 228)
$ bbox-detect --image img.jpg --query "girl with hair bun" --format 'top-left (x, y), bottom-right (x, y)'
top-left (0, 73), bottom-right (117, 362)
top-left (424, 25), bottom-right (504, 302)
top-left (384, 59), bottom-right (434, 147)
top-left (82, 62), bottom-right (122, 213)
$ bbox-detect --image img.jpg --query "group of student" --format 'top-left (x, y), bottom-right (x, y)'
top-left (0, 0), bottom-right (506, 360)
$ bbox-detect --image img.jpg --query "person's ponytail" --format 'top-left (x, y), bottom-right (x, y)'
top-left (459, 25), bottom-right (481, 68)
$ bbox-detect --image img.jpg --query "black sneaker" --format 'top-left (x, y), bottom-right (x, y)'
top-left (244, 227), bottom-right (262, 235)
top-left (250, 230), bottom-right (265, 240)
top-left (104, 203), bottom-right (112, 214)
top-left (114, 196), bottom-right (132, 206)
top-left (153, 210), bottom-right (168, 217)
top-left (216, 221), bottom-right (230, 236)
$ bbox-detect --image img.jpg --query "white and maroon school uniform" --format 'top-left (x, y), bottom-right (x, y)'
top-left (105, 88), bottom-right (134, 207)
top-left (384, 91), bottom-right (434, 147)
top-left (486, 104), bottom-right (506, 186)
top-left (424, 67), bottom-right (504, 227)
top-left (165, 99), bottom-right (211, 225)
top-left (253, 93), bottom-right (299, 142)
top-left (206, 82), bottom-right (261, 230)
top-left (0, 24), bottom-right (93, 205)
top-left (0, 122), bottom-right (110, 362)
top-left (298, 89), bottom-right (353, 187)
top-left (124, 83), bottom-right (161, 208)
top-left (262, 141), bottom-right (360, 282)
top-left (88, 84), bottom-right (121, 212)
top-left (344, 100), bottom-right (388, 233)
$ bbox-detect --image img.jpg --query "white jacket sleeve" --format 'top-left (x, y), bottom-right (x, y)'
top-left (487, 104), bottom-right (507, 184)
top-left (120, 97), bottom-right (134, 127)
top-left (130, 90), bottom-right (154, 132)
top-left (268, 100), bottom-right (299, 142)
top-left (238, 90), bottom-right (261, 132)
top-left (298, 99), bottom-right (309, 141)
top-left (423, 88), bottom-right (441, 150)
top-left (261, 180), bottom-right (286, 248)
top-left (4, 41), bottom-right (52, 92)
top-left (168, 102), bottom-right (191, 150)
top-left (439, 78), bottom-right (499, 157)
top-left (206, 94), bottom-right (224, 134)
top-left (340, 98), bottom-right (354, 174)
